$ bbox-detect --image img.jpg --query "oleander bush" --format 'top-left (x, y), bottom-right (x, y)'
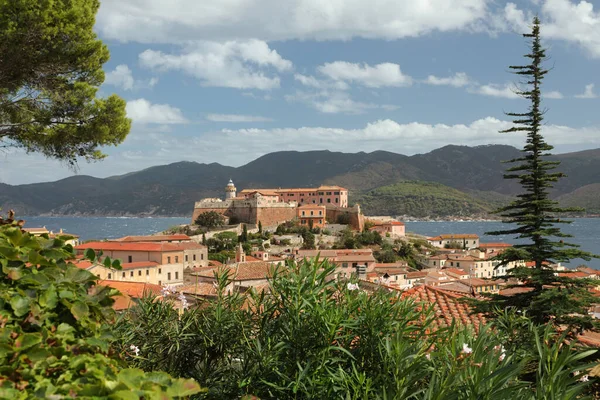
top-left (115, 258), bottom-right (598, 399)
top-left (0, 222), bottom-right (204, 399)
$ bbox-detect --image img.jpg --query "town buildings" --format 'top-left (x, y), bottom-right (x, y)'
top-left (368, 220), bottom-right (406, 238)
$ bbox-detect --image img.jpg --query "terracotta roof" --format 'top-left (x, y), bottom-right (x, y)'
top-left (99, 280), bottom-right (162, 298)
top-left (407, 271), bottom-right (428, 279)
top-left (121, 261), bottom-right (160, 270)
top-left (459, 277), bottom-right (493, 287)
top-left (499, 286), bottom-right (534, 296)
top-left (172, 242), bottom-right (207, 250)
top-left (374, 262), bottom-right (409, 269)
top-left (428, 234), bottom-right (479, 241)
top-left (577, 266), bottom-right (598, 275)
top-left (479, 243), bottom-right (512, 248)
top-left (195, 262), bottom-right (276, 281)
top-left (557, 271), bottom-right (591, 279)
top-left (73, 260), bottom-right (93, 270)
top-left (209, 260), bottom-right (223, 267)
top-left (444, 268), bottom-right (469, 277)
top-left (76, 242), bottom-right (183, 252)
top-left (177, 282), bottom-right (219, 297)
top-left (115, 234), bottom-right (192, 242)
top-left (401, 285), bottom-right (486, 329)
top-left (336, 255), bottom-right (376, 262)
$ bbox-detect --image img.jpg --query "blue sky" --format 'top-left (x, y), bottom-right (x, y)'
top-left (2, 0), bottom-right (600, 184)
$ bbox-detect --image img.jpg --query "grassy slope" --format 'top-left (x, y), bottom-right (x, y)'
top-left (351, 181), bottom-right (496, 218)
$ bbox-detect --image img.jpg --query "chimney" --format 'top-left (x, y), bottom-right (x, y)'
top-left (236, 243), bottom-right (246, 263)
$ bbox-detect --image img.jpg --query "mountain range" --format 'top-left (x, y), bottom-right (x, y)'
top-left (2, 144), bottom-right (600, 218)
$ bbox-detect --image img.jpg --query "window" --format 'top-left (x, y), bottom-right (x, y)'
top-left (312, 199), bottom-right (316, 204)
top-left (159, 281), bottom-right (161, 285)
top-left (167, 272), bottom-right (171, 280)
top-left (158, 268), bottom-right (162, 274)
top-left (146, 269), bottom-right (149, 276)
top-left (302, 211), bottom-right (305, 216)
top-left (457, 262), bottom-right (460, 268)
top-left (433, 261), bottom-right (436, 266)
top-left (167, 256), bottom-right (171, 263)
top-left (130, 271), bottom-right (134, 277)
top-left (327, 198), bottom-right (331, 203)
top-left (310, 211), bottom-right (314, 216)
top-left (175, 256), bottom-right (179, 263)
top-left (138, 270), bottom-right (142, 276)
top-left (128, 255), bottom-right (132, 263)
top-left (301, 198), bottom-right (304, 203)
top-left (319, 198), bottom-right (323, 203)
top-left (122, 272), bottom-right (125, 278)
top-left (185, 255), bottom-right (188, 262)
top-left (193, 254), bottom-right (196, 261)
top-left (175, 272), bottom-right (179, 280)
top-left (318, 192), bottom-right (324, 195)
top-left (108, 273), bottom-right (112, 279)
top-left (326, 191), bottom-right (332, 195)
top-left (302, 219), bottom-right (306, 224)
top-left (201, 254), bottom-right (204, 260)
top-left (335, 191), bottom-right (340, 195)
top-left (319, 219), bottom-right (322, 224)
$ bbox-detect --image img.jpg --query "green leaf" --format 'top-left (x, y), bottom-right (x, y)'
top-left (10, 295), bottom-right (30, 317)
top-left (84, 248), bottom-right (96, 262)
top-left (39, 285), bottom-right (58, 308)
top-left (117, 369), bottom-right (145, 390)
top-left (15, 333), bottom-right (42, 350)
top-left (71, 301), bottom-right (89, 320)
top-left (108, 390), bottom-right (139, 400)
top-left (165, 378), bottom-right (204, 397)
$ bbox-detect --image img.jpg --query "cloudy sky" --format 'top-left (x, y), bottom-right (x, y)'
top-left (2, 0), bottom-right (600, 185)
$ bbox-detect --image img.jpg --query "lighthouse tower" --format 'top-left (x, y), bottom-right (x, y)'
top-left (225, 179), bottom-right (237, 199)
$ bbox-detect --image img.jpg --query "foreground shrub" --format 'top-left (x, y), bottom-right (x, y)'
top-left (0, 223), bottom-right (204, 399)
top-left (115, 259), bottom-right (597, 399)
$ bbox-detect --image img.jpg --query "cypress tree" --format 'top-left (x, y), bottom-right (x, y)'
top-left (483, 17), bottom-right (597, 332)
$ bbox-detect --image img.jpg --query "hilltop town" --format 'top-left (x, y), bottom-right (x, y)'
top-left (23, 179), bottom-right (595, 324)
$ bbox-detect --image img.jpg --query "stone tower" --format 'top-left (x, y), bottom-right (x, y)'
top-left (235, 243), bottom-right (246, 263)
top-left (225, 179), bottom-right (236, 199)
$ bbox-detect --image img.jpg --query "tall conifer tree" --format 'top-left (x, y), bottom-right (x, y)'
top-left (483, 17), bottom-right (597, 331)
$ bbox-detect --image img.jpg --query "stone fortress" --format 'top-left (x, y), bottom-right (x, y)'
top-left (192, 180), bottom-right (364, 230)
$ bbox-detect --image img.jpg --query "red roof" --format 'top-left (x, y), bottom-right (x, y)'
top-left (479, 243), bottom-right (512, 248)
top-left (76, 242), bottom-right (182, 252)
top-left (401, 285), bottom-right (486, 329)
top-left (97, 280), bottom-right (162, 311)
top-left (121, 261), bottom-right (159, 270)
top-left (557, 271), bottom-right (591, 278)
top-left (115, 234), bottom-right (191, 242)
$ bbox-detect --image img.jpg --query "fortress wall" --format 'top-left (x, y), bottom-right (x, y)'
top-left (257, 205), bottom-right (298, 228)
top-left (325, 204), bottom-right (364, 231)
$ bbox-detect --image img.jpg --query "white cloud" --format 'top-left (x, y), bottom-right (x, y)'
top-left (96, 0), bottom-right (488, 43)
top-left (206, 114), bottom-right (274, 122)
top-left (470, 83), bottom-right (521, 99)
top-left (575, 83), bottom-right (598, 98)
top-left (425, 72), bottom-right (471, 87)
top-left (104, 64), bottom-right (159, 91)
top-left (105, 65), bottom-right (135, 90)
top-left (139, 40), bottom-right (292, 90)
top-left (504, 1), bottom-right (600, 58)
top-left (294, 74), bottom-right (350, 90)
top-left (125, 99), bottom-right (188, 124)
top-left (286, 90), bottom-right (397, 114)
top-left (317, 62), bottom-right (412, 88)
top-left (545, 90), bottom-right (564, 99)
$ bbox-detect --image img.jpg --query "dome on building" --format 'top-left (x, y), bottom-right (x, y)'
top-left (225, 179), bottom-right (237, 199)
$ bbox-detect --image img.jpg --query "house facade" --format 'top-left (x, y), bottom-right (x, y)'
top-left (297, 204), bottom-right (327, 229)
top-left (427, 234), bottom-right (480, 249)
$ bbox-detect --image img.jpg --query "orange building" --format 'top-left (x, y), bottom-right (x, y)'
top-left (297, 204), bottom-right (326, 228)
top-left (239, 185), bottom-right (348, 207)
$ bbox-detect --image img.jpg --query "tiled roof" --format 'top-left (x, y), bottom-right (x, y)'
top-left (99, 280), bottom-right (162, 298)
top-left (401, 285), bottom-right (486, 329)
top-left (459, 277), bottom-right (492, 287)
top-left (577, 266), bottom-right (598, 275)
top-left (444, 268), bottom-right (469, 277)
top-left (209, 260), bottom-right (224, 267)
top-left (115, 234), bottom-right (192, 242)
top-left (407, 271), bottom-right (428, 279)
top-left (121, 261), bottom-right (159, 270)
top-left (177, 282), bottom-right (219, 297)
top-left (428, 234), bottom-right (479, 241)
top-left (479, 243), bottom-right (512, 248)
top-left (195, 262), bottom-right (276, 281)
top-left (172, 242), bottom-right (207, 250)
top-left (557, 271), bottom-right (591, 278)
top-left (499, 286), bottom-right (534, 296)
top-left (76, 241), bottom-right (183, 252)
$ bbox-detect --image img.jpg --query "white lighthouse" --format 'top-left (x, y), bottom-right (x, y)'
top-left (225, 179), bottom-right (237, 199)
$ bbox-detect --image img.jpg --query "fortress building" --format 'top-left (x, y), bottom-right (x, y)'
top-left (192, 181), bottom-right (363, 230)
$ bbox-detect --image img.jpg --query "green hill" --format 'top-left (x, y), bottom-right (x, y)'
top-left (352, 181), bottom-right (496, 218)
top-left (556, 184), bottom-right (600, 214)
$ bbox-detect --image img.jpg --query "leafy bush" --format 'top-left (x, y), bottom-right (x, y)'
top-left (195, 212), bottom-right (225, 228)
top-left (114, 258), bottom-right (597, 399)
top-left (0, 223), bottom-right (203, 398)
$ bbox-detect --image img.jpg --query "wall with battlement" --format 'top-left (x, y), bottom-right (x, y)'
top-left (192, 197), bottom-right (297, 227)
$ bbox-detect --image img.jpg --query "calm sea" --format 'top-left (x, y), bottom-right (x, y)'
top-left (19, 216), bottom-right (600, 269)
